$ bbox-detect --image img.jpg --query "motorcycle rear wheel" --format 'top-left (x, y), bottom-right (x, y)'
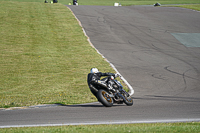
top-left (97, 89), bottom-right (113, 107)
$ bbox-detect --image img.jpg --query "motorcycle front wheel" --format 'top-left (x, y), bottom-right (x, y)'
top-left (97, 89), bottom-right (113, 107)
top-left (123, 92), bottom-right (133, 106)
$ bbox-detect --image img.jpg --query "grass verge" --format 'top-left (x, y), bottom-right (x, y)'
top-left (171, 4), bottom-right (200, 11)
top-left (0, 122), bottom-right (200, 132)
top-left (0, 1), bottom-right (116, 108)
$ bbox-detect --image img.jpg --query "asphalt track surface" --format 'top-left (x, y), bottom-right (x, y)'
top-left (1, 5), bottom-right (200, 128)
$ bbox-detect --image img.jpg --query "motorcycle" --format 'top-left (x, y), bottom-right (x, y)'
top-left (73, 0), bottom-right (78, 5)
top-left (90, 75), bottom-right (133, 107)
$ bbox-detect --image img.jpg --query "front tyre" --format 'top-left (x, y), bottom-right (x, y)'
top-left (123, 92), bottom-right (133, 106)
top-left (97, 89), bottom-right (113, 107)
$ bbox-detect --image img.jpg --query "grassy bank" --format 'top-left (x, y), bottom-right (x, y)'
top-left (0, 1), bottom-right (115, 108)
top-left (1, 122), bottom-right (200, 132)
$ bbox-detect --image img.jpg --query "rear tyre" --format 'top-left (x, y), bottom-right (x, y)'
top-left (97, 89), bottom-right (113, 107)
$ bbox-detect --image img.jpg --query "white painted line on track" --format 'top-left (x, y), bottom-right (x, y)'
top-left (67, 6), bottom-right (134, 96)
top-left (1, 118), bottom-right (200, 128)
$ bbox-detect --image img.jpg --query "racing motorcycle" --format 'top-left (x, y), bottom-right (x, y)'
top-left (90, 75), bottom-right (133, 107)
top-left (73, 0), bottom-right (78, 5)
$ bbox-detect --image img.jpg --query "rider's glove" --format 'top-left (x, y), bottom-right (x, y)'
top-left (115, 73), bottom-right (120, 78)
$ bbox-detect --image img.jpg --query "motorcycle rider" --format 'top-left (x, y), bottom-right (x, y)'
top-left (87, 68), bottom-right (120, 97)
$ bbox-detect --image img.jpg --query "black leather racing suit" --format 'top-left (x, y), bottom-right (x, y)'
top-left (87, 72), bottom-right (115, 97)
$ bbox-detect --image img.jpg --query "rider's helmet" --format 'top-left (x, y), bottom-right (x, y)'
top-left (90, 68), bottom-right (99, 73)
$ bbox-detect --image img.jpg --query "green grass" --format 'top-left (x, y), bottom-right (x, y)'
top-left (0, 122), bottom-right (200, 132)
top-left (0, 1), bottom-right (116, 108)
top-left (172, 4), bottom-right (200, 11)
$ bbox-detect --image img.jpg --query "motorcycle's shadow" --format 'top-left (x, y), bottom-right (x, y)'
top-left (65, 102), bottom-right (127, 108)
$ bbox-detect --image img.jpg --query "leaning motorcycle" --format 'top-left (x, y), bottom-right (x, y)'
top-left (90, 75), bottom-right (133, 107)
top-left (73, 0), bottom-right (78, 5)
